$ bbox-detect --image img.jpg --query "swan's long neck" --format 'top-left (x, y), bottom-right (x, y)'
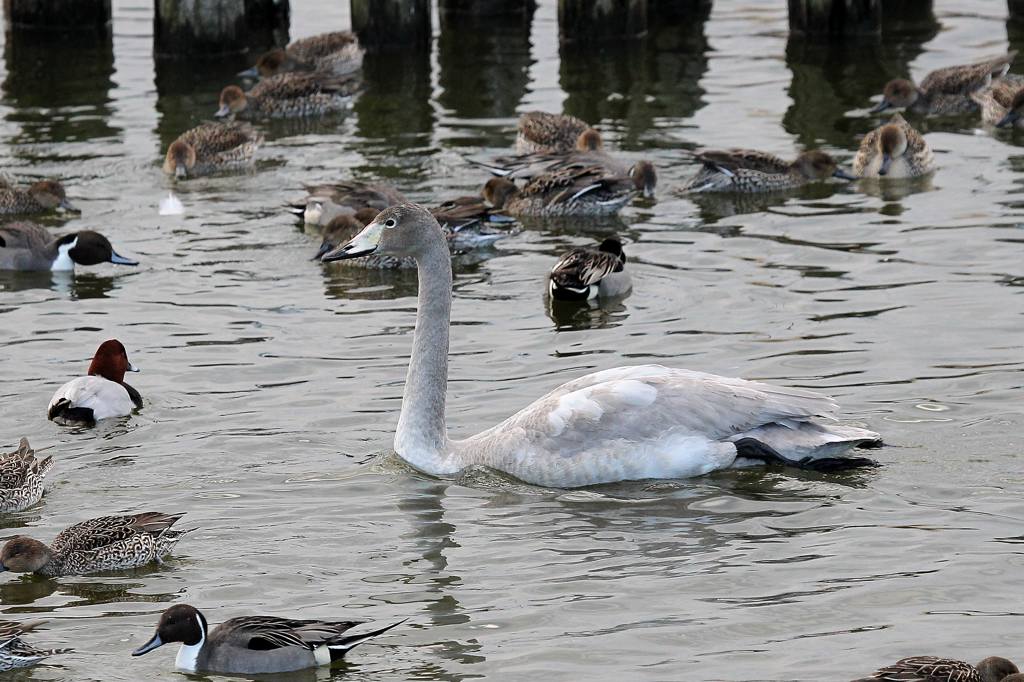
top-left (394, 239), bottom-right (458, 473)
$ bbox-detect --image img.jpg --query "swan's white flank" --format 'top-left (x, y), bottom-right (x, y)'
top-left (324, 203), bottom-right (881, 488)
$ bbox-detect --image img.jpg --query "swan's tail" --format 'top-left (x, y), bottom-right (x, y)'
top-left (733, 421), bottom-right (881, 462)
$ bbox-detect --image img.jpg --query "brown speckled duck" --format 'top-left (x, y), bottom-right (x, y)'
top-left (871, 52), bottom-right (1016, 116)
top-left (163, 121), bottom-right (263, 179)
top-left (851, 655), bottom-right (1019, 682)
top-left (853, 113), bottom-right (935, 179)
top-left (0, 438), bottom-right (53, 513)
top-left (680, 149), bottom-right (854, 193)
top-left (216, 71), bottom-right (358, 120)
top-left (972, 72), bottom-right (1024, 128)
top-left (486, 149), bottom-right (657, 200)
top-left (0, 180), bottom-right (76, 215)
top-left (483, 163), bottom-right (639, 218)
top-left (240, 31), bottom-right (364, 79)
top-left (0, 512), bottom-right (189, 577)
top-left (0, 619), bottom-right (71, 672)
top-left (516, 111), bottom-right (601, 154)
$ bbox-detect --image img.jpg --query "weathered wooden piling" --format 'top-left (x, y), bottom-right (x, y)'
top-left (153, 0), bottom-right (289, 59)
top-left (1010, 0), bottom-right (1024, 25)
top-left (788, 0), bottom-right (881, 38)
top-left (3, 0), bottom-right (111, 30)
top-left (351, 0), bottom-right (431, 52)
top-left (439, 0), bottom-right (534, 17)
top-left (558, 0), bottom-right (648, 44)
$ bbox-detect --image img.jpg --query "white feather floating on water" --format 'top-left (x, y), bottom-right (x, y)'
top-left (159, 192), bottom-right (184, 216)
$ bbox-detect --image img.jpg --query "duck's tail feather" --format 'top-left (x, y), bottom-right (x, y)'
top-left (326, 619), bottom-right (406, 662)
top-left (46, 400), bottom-right (96, 427)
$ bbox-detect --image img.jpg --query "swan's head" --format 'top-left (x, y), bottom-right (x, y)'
top-left (320, 203), bottom-right (444, 261)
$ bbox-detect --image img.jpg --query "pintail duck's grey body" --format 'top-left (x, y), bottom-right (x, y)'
top-left (216, 71), bottom-right (358, 120)
top-left (133, 603), bottom-right (402, 674)
top-left (0, 438), bottom-right (53, 513)
top-left (972, 72), bottom-right (1024, 127)
top-left (854, 113), bottom-right (935, 179)
top-left (242, 31), bottom-right (364, 79)
top-left (0, 512), bottom-right (188, 577)
top-left (680, 149), bottom-right (855, 193)
top-left (485, 148), bottom-right (657, 200)
top-left (482, 162), bottom-right (641, 218)
top-left (0, 620), bottom-right (71, 672)
top-left (871, 52), bottom-right (1016, 116)
top-left (0, 180), bottom-right (76, 216)
top-left (164, 121), bottom-right (263, 178)
top-left (851, 655), bottom-right (1020, 682)
top-left (549, 237), bottom-right (631, 301)
top-left (516, 111), bottom-right (592, 154)
top-left (0, 222), bottom-right (138, 272)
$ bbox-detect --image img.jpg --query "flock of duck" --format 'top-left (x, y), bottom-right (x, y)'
top-left (1, 25), bottom-right (1021, 680)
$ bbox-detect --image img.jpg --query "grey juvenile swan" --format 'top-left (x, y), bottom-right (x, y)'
top-left (323, 204), bottom-right (882, 488)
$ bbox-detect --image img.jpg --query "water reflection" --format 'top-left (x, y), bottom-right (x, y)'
top-left (2, 29), bottom-right (119, 147)
top-left (546, 296), bottom-right (629, 331)
top-left (354, 52), bottom-right (434, 159)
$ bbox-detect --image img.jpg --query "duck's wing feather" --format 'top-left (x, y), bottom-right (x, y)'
top-left (179, 122), bottom-right (262, 156)
top-left (50, 512), bottom-right (184, 553)
top-left (517, 112), bottom-right (589, 153)
top-left (288, 31), bottom-right (360, 64)
top-left (856, 656), bottom-right (982, 681)
top-left (0, 222), bottom-right (51, 251)
top-left (550, 248), bottom-right (622, 288)
top-left (920, 52), bottom-right (1016, 95)
top-left (221, 616), bottom-right (364, 651)
top-left (695, 149), bottom-right (790, 174)
top-left (250, 71), bottom-right (358, 99)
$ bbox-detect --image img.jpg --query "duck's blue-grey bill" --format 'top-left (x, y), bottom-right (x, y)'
top-left (132, 633), bottom-right (163, 656)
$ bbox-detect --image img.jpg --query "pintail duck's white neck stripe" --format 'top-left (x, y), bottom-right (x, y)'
top-left (175, 613), bottom-right (206, 672)
top-left (51, 237), bottom-right (77, 271)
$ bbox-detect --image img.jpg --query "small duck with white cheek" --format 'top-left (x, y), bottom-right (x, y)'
top-left (47, 339), bottom-right (142, 426)
top-left (132, 604), bottom-right (403, 674)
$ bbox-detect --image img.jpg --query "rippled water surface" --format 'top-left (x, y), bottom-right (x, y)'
top-left (1, 1), bottom-right (1022, 680)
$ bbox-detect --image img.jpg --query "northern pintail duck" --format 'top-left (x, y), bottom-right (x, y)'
top-left (0, 511), bottom-right (187, 576)
top-left (853, 113), bottom-right (935, 178)
top-left (486, 150), bottom-right (657, 200)
top-left (240, 31), bottom-right (364, 79)
top-left (516, 111), bottom-right (602, 154)
top-left (322, 204), bottom-right (881, 488)
top-left (48, 339), bottom-right (142, 426)
top-left (0, 619), bottom-right (71, 672)
top-left (852, 656), bottom-right (1019, 682)
top-left (680, 149), bottom-right (855, 193)
top-left (549, 237), bottom-right (631, 301)
top-left (163, 121), bottom-right (264, 179)
top-left (972, 72), bottom-right (1024, 128)
top-left (0, 438), bottom-right (53, 513)
top-left (132, 603), bottom-right (402, 674)
top-left (482, 163), bottom-right (639, 218)
top-left (871, 52), bottom-right (1016, 116)
top-left (0, 180), bottom-right (76, 215)
top-left (0, 222), bottom-right (137, 272)
top-left (216, 71), bottom-right (358, 120)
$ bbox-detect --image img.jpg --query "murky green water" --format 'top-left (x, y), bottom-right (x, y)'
top-left (0, 1), bottom-right (1022, 680)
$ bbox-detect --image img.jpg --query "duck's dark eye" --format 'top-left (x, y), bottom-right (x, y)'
top-left (384, 218), bottom-right (398, 229)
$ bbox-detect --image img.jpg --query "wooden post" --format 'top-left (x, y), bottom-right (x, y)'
top-left (3, 0), bottom-right (110, 30)
top-left (882, 0), bottom-right (937, 36)
top-left (439, 0), bottom-right (533, 16)
top-left (351, 0), bottom-right (431, 52)
top-left (788, 0), bottom-right (881, 38)
top-left (1011, 0), bottom-right (1024, 24)
top-left (558, 0), bottom-right (648, 43)
top-left (153, 0), bottom-right (289, 59)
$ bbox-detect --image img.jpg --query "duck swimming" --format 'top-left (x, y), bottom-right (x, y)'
top-left (0, 620), bottom-right (71, 672)
top-left (0, 222), bottom-right (138, 272)
top-left (163, 121), bottom-right (263, 179)
top-left (239, 31), bottom-right (364, 79)
top-left (680, 149), bottom-right (855, 193)
top-left (0, 511), bottom-right (188, 576)
top-left (853, 113), bottom-right (935, 178)
top-left (851, 656), bottom-right (1019, 682)
top-left (870, 52), bottom-right (1016, 116)
top-left (47, 339), bottom-right (142, 426)
top-left (549, 237), bottom-right (631, 301)
top-left (0, 438), bottom-right (53, 513)
top-left (972, 73), bottom-right (1024, 128)
top-left (485, 149), bottom-right (657, 200)
top-left (0, 180), bottom-right (76, 216)
top-left (215, 71), bottom-right (358, 120)
top-left (482, 165), bottom-right (639, 218)
top-left (132, 603), bottom-right (402, 674)
top-left (322, 204), bottom-right (881, 488)
top-left (515, 111), bottom-right (600, 154)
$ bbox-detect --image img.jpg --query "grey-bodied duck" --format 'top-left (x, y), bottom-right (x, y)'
top-left (486, 149), bottom-right (657, 199)
top-left (549, 237), bottom-right (631, 301)
top-left (851, 655), bottom-right (1019, 682)
top-left (163, 121), bottom-right (263, 179)
top-left (132, 603), bottom-right (402, 674)
top-left (871, 52), bottom-right (1016, 116)
top-left (0, 222), bottom-right (137, 272)
top-left (240, 31), bottom-right (364, 79)
top-left (0, 619), bottom-right (71, 672)
top-left (0, 180), bottom-right (76, 216)
top-left (0, 511), bottom-right (188, 577)
top-left (516, 111), bottom-right (601, 154)
top-left (853, 113), bottom-right (935, 179)
top-left (0, 438), bottom-right (53, 513)
top-left (216, 71), bottom-right (358, 120)
top-left (482, 162), bottom-right (640, 217)
top-left (680, 149), bottom-right (855, 193)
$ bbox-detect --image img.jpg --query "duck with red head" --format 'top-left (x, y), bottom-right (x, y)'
top-left (47, 339), bottom-right (142, 426)
top-left (853, 113), bottom-right (935, 179)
